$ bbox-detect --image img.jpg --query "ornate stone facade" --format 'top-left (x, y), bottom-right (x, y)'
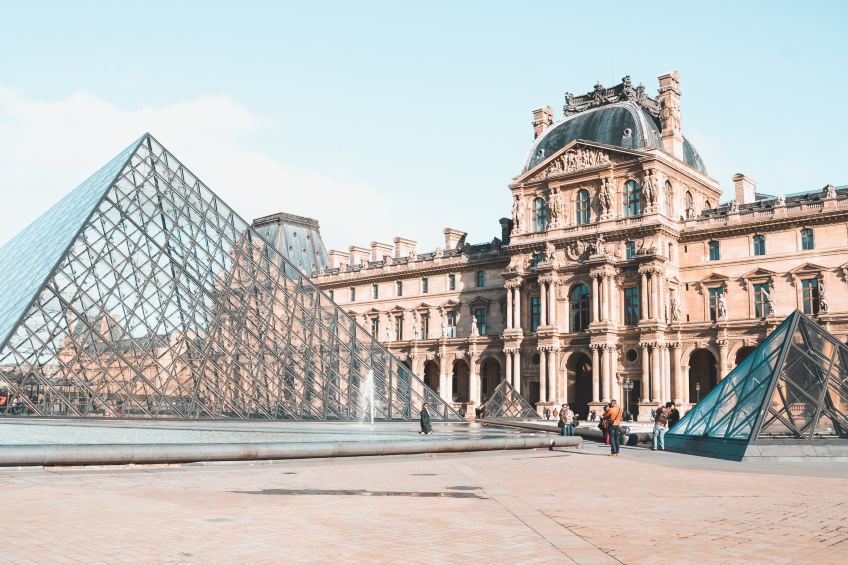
top-left (309, 72), bottom-right (848, 421)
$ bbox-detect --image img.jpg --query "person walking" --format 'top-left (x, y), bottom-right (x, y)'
top-left (668, 402), bottom-right (680, 429)
top-left (557, 404), bottom-right (567, 436)
top-left (563, 403), bottom-right (575, 436)
top-left (544, 407), bottom-right (552, 421)
top-left (419, 402), bottom-right (432, 435)
top-left (602, 400), bottom-right (623, 456)
top-left (652, 402), bottom-right (671, 450)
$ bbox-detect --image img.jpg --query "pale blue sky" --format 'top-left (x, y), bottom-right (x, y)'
top-left (1, 1), bottom-right (846, 250)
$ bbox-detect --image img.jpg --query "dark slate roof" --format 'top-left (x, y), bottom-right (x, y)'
top-left (522, 102), bottom-right (706, 174)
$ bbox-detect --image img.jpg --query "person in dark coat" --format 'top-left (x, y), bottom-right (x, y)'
top-left (668, 402), bottom-right (681, 429)
top-left (419, 402), bottom-right (432, 435)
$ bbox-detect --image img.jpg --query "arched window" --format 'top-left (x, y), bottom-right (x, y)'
top-left (624, 180), bottom-right (641, 217)
top-left (753, 234), bottom-right (766, 256)
top-left (570, 284), bottom-right (591, 332)
top-left (625, 240), bottom-right (636, 259)
top-left (685, 191), bottom-right (694, 212)
top-left (575, 189), bottom-right (591, 225)
top-left (704, 200), bottom-right (712, 211)
top-left (533, 197), bottom-right (548, 232)
top-left (664, 181), bottom-right (673, 217)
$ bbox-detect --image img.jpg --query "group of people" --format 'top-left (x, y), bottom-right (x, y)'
top-left (651, 402), bottom-right (680, 451)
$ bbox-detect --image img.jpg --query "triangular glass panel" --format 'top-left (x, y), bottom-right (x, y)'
top-left (479, 380), bottom-right (540, 419)
top-left (0, 134), bottom-right (461, 422)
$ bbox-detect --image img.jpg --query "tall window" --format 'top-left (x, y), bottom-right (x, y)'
top-left (395, 315), bottom-right (403, 341)
top-left (530, 297), bottom-right (541, 331)
top-left (476, 270), bottom-right (485, 287)
top-left (570, 284), bottom-right (590, 332)
top-left (446, 311), bottom-right (457, 337)
top-left (372, 283), bottom-right (379, 299)
top-left (704, 200), bottom-right (712, 211)
top-left (624, 286), bottom-right (640, 325)
top-left (753, 235), bottom-right (766, 256)
top-left (802, 278), bottom-right (819, 315)
top-left (533, 197), bottom-right (548, 232)
top-left (708, 287), bottom-right (724, 321)
top-left (530, 253), bottom-right (543, 269)
top-left (685, 191), bottom-right (694, 212)
top-left (395, 281), bottom-right (403, 296)
top-left (664, 181), bottom-right (673, 217)
top-left (420, 313), bottom-right (429, 338)
top-left (474, 307), bottom-right (487, 336)
top-left (753, 282), bottom-right (770, 318)
top-left (371, 317), bottom-right (379, 336)
top-left (448, 274), bottom-right (456, 290)
top-left (575, 189), bottom-right (591, 225)
top-left (624, 180), bottom-right (641, 217)
top-left (708, 240), bottom-right (720, 261)
top-left (350, 287), bottom-right (356, 302)
top-left (625, 240), bottom-right (636, 259)
top-left (801, 228), bottom-right (814, 250)
top-left (328, 289), bottom-right (334, 301)
top-left (421, 277), bottom-right (429, 293)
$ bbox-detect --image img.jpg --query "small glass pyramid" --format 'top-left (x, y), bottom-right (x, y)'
top-left (0, 134), bottom-right (461, 422)
top-left (479, 380), bottom-right (541, 419)
top-left (668, 310), bottom-right (848, 458)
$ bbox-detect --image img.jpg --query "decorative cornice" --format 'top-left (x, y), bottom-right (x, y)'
top-left (563, 76), bottom-right (661, 118)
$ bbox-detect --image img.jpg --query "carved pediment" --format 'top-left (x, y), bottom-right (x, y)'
top-left (696, 272), bottom-right (730, 291)
top-left (788, 262), bottom-right (826, 276)
top-left (741, 268), bottom-right (776, 281)
top-left (519, 141), bottom-right (640, 184)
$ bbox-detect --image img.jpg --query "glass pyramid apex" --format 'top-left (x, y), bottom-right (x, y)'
top-left (668, 310), bottom-right (848, 458)
top-left (0, 134), bottom-right (461, 422)
top-left (480, 380), bottom-right (540, 419)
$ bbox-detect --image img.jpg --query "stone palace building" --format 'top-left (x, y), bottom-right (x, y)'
top-left (301, 72), bottom-right (848, 421)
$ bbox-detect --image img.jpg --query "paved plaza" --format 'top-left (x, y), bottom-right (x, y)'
top-left (2, 439), bottom-right (846, 564)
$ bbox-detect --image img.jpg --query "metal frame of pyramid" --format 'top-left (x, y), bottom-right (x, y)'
top-left (667, 310), bottom-right (848, 459)
top-left (0, 134), bottom-right (462, 422)
top-left (479, 380), bottom-right (540, 419)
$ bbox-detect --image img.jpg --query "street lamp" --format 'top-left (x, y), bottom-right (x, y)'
top-left (623, 378), bottom-right (634, 420)
top-left (695, 381), bottom-right (701, 403)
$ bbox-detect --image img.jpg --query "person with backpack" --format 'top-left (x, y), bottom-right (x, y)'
top-left (602, 400), bottom-right (623, 456)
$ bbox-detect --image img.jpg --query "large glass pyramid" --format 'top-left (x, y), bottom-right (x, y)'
top-left (0, 134), bottom-right (461, 422)
top-left (667, 310), bottom-right (848, 458)
top-left (479, 380), bottom-right (541, 419)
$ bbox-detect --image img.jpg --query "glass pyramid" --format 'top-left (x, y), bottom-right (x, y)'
top-left (0, 134), bottom-right (461, 422)
top-left (668, 310), bottom-right (848, 457)
top-left (479, 380), bottom-right (541, 419)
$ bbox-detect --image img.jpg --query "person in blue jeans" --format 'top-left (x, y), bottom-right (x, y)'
top-left (652, 402), bottom-right (671, 450)
top-left (603, 399), bottom-right (623, 456)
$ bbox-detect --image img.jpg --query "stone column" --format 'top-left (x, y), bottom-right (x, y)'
top-left (438, 354), bottom-right (450, 403)
top-left (718, 340), bottom-right (729, 381)
top-left (505, 350), bottom-right (513, 386)
top-left (591, 346), bottom-right (600, 402)
top-left (651, 345), bottom-right (661, 402)
top-left (640, 272), bottom-right (648, 321)
top-left (539, 349), bottom-right (548, 402)
top-left (563, 292), bottom-right (571, 333)
top-left (605, 276), bottom-right (613, 322)
top-left (506, 286), bottom-right (513, 329)
top-left (610, 346), bottom-right (619, 402)
top-left (640, 344), bottom-right (650, 402)
top-left (650, 274), bottom-right (659, 321)
top-left (661, 345), bottom-right (670, 402)
top-left (540, 283), bottom-right (548, 326)
top-left (549, 348), bottom-right (558, 403)
top-left (514, 350), bottom-right (522, 394)
top-left (672, 345), bottom-right (683, 404)
top-left (469, 354), bottom-right (480, 406)
top-left (549, 282), bottom-right (557, 327)
top-left (659, 274), bottom-right (667, 324)
top-left (591, 276), bottom-right (599, 323)
top-left (514, 286), bottom-right (522, 330)
top-left (600, 346), bottom-right (610, 402)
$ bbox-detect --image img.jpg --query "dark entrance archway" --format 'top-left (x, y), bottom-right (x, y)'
top-left (566, 352), bottom-right (592, 420)
top-left (479, 358), bottom-right (501, 403)
top-left (452, 359), bottom-right (469, 403)
top-left (422, 360), bottom-right (439, 394)
top-left (689, 348), bottom-right (717, 404)
top-left (735, 346), bottom-right (756, 367)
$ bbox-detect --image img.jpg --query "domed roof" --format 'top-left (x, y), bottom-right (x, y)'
top-left (522, 101), bottom-right (706, 174)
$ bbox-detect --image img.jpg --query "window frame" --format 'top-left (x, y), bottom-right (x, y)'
top-left (569, 283), bottom-right (591, 332)
top-left (421, 277), bottom-right (429, 293)
top-left (624, 180), bottom-right (641, 217)
top-left (372, 283), bottom-right (379, 299)
top-left (753, 282), bottom-right (770, 318)
top-left (575, 189), bottom-right (591, 225)
top-left (474, 307), bottom-right (487, 336)
top-left (801, 228), bottom-right (814, 250)
top-left (801, 278), bottom-right (819, 315)
top-left (476, 270), bottom-right (485, 288)
top-left (395, 280), bottom-right (403, 297)
top-left (708, 240), bottom-right (720, 261)
top-left (448, 274), bottom-right (456, 291)
top-left (708, 287), bottom-right (724, 321)
top-left (350, 287), bottom-right (356, 302)
top-left (446, 310), bottom-right (458, 337)
top-left (532, 197), bottom-right (548, 232)
top-left (624, 286), bottom-right (640, 325)
top-left (530, 296), bottom-right (541, 331)
top-left (752, 234), bottom-right (766, 256)
top-left (625, 240), bottom-right (636, 260)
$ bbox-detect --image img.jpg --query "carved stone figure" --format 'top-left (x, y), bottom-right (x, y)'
top-left (440, 317), bottom-right (448, 338)
top-left (531, 148), bottom-right (611, 181)
top-left (762, 286), bottom-right (775, 317)
top-left (547, 193), bottom-right (558, 225)
top-left (545, 240), bottom-right (557, 262)
top-left (730, 200), bottom-right (739, 213)
top-left (564, 239), bottom-right (588, 261)
top-left (686, 206), bottom-right (695, 219)
top-left (661, 97), bottom-right (681, 134)
top-left (600, 177), bottom-right (613, 214)
top-left (671, 296), bottom-right (682, 322)
top-left (511, 196), bottom-right (521, 232)
top-left (824, 184), bottom-right (837, 199)
top-left (383, 255), bottom-right (393, 266)
top-left (434, 247), bottom-right (443, 258)
top-left (717, 293), bottom-right (728, 321)
top-left (412, 312), bottom-right (421, 340)
top-left (776, 194), bottom-right (786, 206)
top-left (471, 315), bottom-right (479, 337)
top-left (589, 232), bottom-right (606, 256)
top-left (819, 276), bottom-right (830, 313)
top-left (643, 170), bottom-right (658, 208)
top-left (408, 249), bottom-right (417, 262)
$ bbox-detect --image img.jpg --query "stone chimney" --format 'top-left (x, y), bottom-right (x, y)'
top-left (348, 245), bottom-right (370, 266)
top-left (327, 250), bottom-right (350, 269)
top-left (657, 72), bottom-right (684, 160)
top-left (393, 237), bottom-right (416, 258)
top-left (732, 173), bottom-right (757, 205)
top-left (443, 228), bottom-right (467, 250)
top-left (532, 106), bottom-right (554, 139)
top-left (370, 241), bottom-right (393, 262)
top-left (499, 217), bottom-right (512, 245)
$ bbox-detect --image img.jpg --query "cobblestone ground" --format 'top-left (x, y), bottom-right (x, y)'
top-left (1, 442), bottom-right (846, 564)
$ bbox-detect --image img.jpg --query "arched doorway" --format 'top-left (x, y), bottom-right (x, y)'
top-left (566, 352), bottom-right (592, 420)
top-left (689, 349), bottom-right (717, 404)
top-left (479, 358), bottom-right (501, 403)
top-left (735, 346), bottom-right (755, 368)
top-left (452, 359), bottom-right (470, 403)
top-left (422, 360), bottom-right (439, 394)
